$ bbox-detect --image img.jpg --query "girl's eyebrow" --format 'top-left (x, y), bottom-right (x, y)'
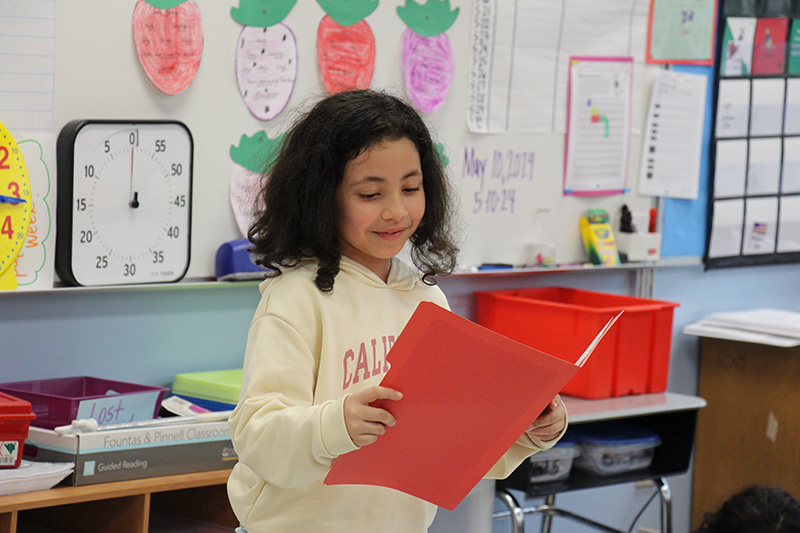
top-left (351, 170), bottom-right (422, 186)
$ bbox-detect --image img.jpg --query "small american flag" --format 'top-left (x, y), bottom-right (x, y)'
top-left (753, 222), bottom-right (768, 235)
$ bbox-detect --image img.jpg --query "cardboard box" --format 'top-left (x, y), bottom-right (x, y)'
top-left (23, 419), bottom-right (237, 486)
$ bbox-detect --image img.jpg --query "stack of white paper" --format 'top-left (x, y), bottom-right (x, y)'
top-left (683, 309), bottom-right (800, 347)
top-left (0, 460), bottom-right (73, 496)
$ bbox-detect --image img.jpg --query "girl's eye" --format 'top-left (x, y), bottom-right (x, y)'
top-left (359, 193), bottom-right (379, 199)
top-left (404, 187), bottom-right (421, 193)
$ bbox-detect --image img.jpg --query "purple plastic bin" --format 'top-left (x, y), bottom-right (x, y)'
top-left (0, 376), bottom-right (168, 429)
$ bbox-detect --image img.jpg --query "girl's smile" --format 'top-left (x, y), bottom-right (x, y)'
top-left (335, 137), bottom-right (425, 281)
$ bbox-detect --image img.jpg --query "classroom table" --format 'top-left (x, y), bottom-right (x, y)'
top-left (493, 392), bottom-right (706, 533)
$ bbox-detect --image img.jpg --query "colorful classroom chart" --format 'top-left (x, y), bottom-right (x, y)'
top-left (324, 302), bottom-right (621, 510)
top-left (563, 57), bottom-right (633, 195)
top-left (647, 0), bottom-right (717, 64)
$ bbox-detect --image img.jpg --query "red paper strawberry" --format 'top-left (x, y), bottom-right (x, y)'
top-left (231, 0), bottom-right (299, 121)
top-left (316, 0), bottom-right (378, 94)
top-left (397, 0), bottom-right (459, 113)
top-left (133, 0), bottom-right (203, 95)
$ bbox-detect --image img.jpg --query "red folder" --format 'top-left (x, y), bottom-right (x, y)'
top-left (324, 302), bottom-right (621, 510)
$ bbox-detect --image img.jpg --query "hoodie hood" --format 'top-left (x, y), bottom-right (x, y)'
top-left (339, 255), bottom-right (422, 291)
top-left (259, 255), bottom-right (424, 294)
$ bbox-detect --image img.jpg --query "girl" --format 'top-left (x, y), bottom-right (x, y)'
top-left (227, 89), bottom-right (567, 532)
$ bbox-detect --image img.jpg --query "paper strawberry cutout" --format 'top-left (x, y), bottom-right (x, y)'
top-left (231, 0), bottom-right (298, 121)
top-left (133, 0), bottom-right (203, 95)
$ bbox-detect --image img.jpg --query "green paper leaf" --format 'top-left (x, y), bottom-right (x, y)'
top-left (143, 0), bottom-right (191, 9)
top-left (230, 131), bottom-right (285, 173)
top-left (435, 143), bottom-right (449, 167)
top-left (397, 0), bottom-right (459, 37)
top-left (231, 0), bottom-right (298, 27)
top-left (316, 0), bottom-right (379, 27)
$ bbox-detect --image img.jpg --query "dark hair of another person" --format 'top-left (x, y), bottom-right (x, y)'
top-left (247, 89), bottom-right (460, 292)
top-left (696, 486), bottom-right (800, 533)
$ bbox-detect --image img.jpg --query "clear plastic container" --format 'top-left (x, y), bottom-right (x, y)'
top-left (528, 440), bottom-right (580, 483)
top-left (570, 422), bottom-right (661, 476)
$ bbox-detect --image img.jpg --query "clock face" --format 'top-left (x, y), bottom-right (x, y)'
top-left (56, 121), bottom-right (192, 286)
top-left (0, 123), bottom-right (31, 290)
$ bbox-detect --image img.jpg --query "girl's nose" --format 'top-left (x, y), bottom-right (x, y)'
top-left (382, 194), bottom-right (408, 220)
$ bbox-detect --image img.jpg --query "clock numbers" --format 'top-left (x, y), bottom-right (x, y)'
top-left (153, 250), bottom-right (164, 263)
top-left (1, 216), bottom-right (12, 239)
top-left (155, 139), bottom-right (166, 152)
top-left (76, 198), bottom-right (87, 211)
top-left (124, 263), bottom-right (136, 276)
top-left (174, 195), bottom-right (186, 207)
top-left (96, 256), bottom-right (108, 269)
top-left (166, 226), bottom-right (180, 238)
top-left (5, 181), bottom-right (21, 199)
top-left (0, 146), bottom-right (9, 169)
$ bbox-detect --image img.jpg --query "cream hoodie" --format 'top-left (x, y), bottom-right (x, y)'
top-left (228, 256), bottom-right (560, 532)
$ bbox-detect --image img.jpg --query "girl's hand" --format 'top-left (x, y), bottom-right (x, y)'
top-left (343, 386), bottom-right (403, 447)
top-left (525, 394), bottom-right (566, 443)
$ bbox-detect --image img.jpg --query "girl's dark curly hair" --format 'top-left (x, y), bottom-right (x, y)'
top-left (247, 89), bottom-right (459, 292)
top-left (696, 486), bottom-right (800, 533)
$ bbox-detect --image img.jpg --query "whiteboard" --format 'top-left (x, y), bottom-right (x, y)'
top-left (52, 0), bottom-right (662, 278)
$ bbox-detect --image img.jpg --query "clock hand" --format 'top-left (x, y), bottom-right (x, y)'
top-left (0, 194), bottom-right (25, 204)
top-left (129, 130), bottom-right (139, 208)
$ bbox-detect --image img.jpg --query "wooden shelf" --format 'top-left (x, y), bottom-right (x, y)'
top-left (0, 469), bottom-right (237, 533)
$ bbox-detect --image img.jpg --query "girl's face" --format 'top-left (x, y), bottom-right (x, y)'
top-left (335, 137), bottom-right (425, 282)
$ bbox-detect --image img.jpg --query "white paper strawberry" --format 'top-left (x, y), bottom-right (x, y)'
top-left (132, 0), bottom-right (203, 95)
top-left (397, 0), bottom-right (459, 113)
top-left (316, 0), bottom-right (378, 94)
top-left (231, 0), bottom-right (298, 121)
top-left (229, 131), bottom-right (284, 237)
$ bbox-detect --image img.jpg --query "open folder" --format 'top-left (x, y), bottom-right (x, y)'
top-left (324, 302), bottom-right (622, 510)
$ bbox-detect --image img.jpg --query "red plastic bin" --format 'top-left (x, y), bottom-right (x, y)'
top-left (0, 392), bottom-right (36, 468)
top-left (0, 377), bottom-right (168, 430)
top-left (475, 287), bottom-right (679, 399)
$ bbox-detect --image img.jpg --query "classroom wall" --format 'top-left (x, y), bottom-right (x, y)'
top-left (6, 1), bottom-right (800, 532)
top-left (46, 0), bottom-right (661, 277)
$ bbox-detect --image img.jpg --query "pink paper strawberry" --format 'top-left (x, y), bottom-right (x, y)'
top-left (316, 0), bottom-right (378, 94)
top-left (133, 0), bottom-right (203, 95)
top-left (231, 0), bottom-right (298, 121)
top-left (397, 0), bottom-right (459, 113)
top-left (229, 131), bottom-right (284, 237)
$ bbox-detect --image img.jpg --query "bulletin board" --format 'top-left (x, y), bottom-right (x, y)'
top-left (31, 0), bottom-right (671, 283)
top-left (706, 0), bottom-right (800, 268)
